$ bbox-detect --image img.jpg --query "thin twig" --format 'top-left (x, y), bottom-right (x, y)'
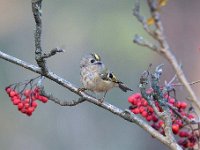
top-left (133, 0), bottom-right (156, 39)
top-left (37, 80), bottom-right (86, 106)
top-left (42, 48), bottom-right (65, 59)
top-left (133, 34), bottom-right (159, 52)
top-left (167, 103), bottom-right (198, 125)
top-left (173, 80), bottom-right (200, 87)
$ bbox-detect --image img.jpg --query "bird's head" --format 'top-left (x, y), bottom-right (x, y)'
top-left (80, 53), bottom-right (103, 68)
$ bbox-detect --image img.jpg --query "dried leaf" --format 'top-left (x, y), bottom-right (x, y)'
top-left (158, 0), bottom-right (168, 7)
top-left (147, 17), bottom-right (155, 26)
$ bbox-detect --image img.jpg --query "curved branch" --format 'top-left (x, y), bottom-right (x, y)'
top-left (0, 50), bottom-right (173, 148)
top-left (41, 48), bottom-right (65, 59)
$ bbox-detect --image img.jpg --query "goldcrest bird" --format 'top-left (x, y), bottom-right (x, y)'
top-left (80, 53), bottom-right (132, 102)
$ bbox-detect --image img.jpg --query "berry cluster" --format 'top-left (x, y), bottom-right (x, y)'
top-left (128, 93), bottom-right (199, 149)
top-left (5, 86), bottom-right (48, 116)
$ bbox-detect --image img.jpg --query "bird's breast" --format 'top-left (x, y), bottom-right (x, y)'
top-left (80, 67), bottom-right (116, 92)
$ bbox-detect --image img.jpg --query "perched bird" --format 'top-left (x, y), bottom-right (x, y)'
top-left (80, 53), bottom-right (132, 102)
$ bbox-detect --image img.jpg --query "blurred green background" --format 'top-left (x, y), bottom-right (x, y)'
top-left (0, 1), bottom-right (200, 150)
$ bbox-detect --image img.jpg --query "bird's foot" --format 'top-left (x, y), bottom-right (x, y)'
top-left (98, 98), bottom-right (104, 103)
top-left (78, 87), bottom-right (87, 93)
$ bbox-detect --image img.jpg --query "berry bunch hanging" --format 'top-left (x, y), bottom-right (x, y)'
top-left (5, 76), bottom-right (48, 116)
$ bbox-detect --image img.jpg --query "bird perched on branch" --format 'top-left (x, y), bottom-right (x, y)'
top-left (80, 53), bottom-right (132, 102)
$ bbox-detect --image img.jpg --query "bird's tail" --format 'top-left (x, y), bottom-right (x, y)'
top-left (118, 83), bottom-right (133, 92)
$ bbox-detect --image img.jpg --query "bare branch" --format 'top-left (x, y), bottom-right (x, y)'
top-left (41, 48), bottom-right (65, 59)
top-left (32, 0), bottom-right (47, 73)
top-left (37, 79), bottom-right (86, 106)
top-left (173, 80), bottom-right (200, 87)
top-left (133, 0), bottom-right (157, 39)
top-left (134, 0), bottom-right (200, 111)
top-left (0, 51), bottom-right (41, 74)
top-left (133, 35), bottom-right (159, 52)
top-left (44, 94), bottom-right (86, 106)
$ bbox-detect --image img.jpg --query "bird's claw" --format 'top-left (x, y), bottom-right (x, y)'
top-left (98, 98), bottom-right (104, 103)
top-left (78, 87), bottom-right (87, 93)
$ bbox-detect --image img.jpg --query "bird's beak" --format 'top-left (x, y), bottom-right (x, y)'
top-left (94, 61), bottom-right (102, 65)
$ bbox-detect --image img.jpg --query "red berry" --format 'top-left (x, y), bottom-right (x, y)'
top-left (26, 107), bottom-right (35, 116)
top-left (147, 106), bottom-right (154, 113)
top-left (158, 120), bottom-right (164, 128)
top-left (176, 101), bottom-right (181, 109)
top-left (133, 93), bottom-right (142, 99)
top-left (172, 124), bottom-right (179, 134)
top-left (32, 101), bottom-right (38, 108)
top-left (13, 98), bottom-right (20, 105)
top-left (168, 98), bottom-right (175, 104)
top-left (27, 107), bottom-right (35, 113)
top-left (179, 131), bottom-right (189, 137)
top-left (152, 115), bottom-right (158, 122)
top-left (128, 96), bottom-right (135, 104)
top-left (9, 91), bottom-right (17, 97)
top-left (139, 106), bottom-right (145, 113)
top-left (132, 108), bottom-right (140, 114)
top-left (24, 89), bottom-right (31, 97)
top-left (128, 97), bottom-right (137, 105)
top-left (182, 140), bottom-right (189, 148)
top-left (136, 101), bottom-right (142, 106)
top-left (142, 99), bottom-right (148, 106)
top-left (187, 141), bottom-right (195, 148)
top-left (11, 96), bottom-right (18, 101)
top-left (26, 112), bottom-right (32, 116)
top-left (31, 96), bottom-right (36, 101)
top-left (174, 119), bottom-right (183, 128)
top-left (39, 96), bottom-right (48, 103)
top-left (180, 111), bottom-right (186, 117)
top-left (5, 87), bottom-right (12, 94)
top-left (24, 102), bottom-right (30, 108)
top-left (128, 93), bottom-right (141, 104)
top-left (187, 114), bottom-right (195, 119)
top-left (18, 102), bottom-right (24, 110)
top-left (24, 98), bottom-right (30, 103)
top-left (146, 115), bottom-right (152, 122)
top-left (33, 87), bottom-right (40, 93)
top-left (141, 111), bottom-right (148, 117)
top-left (180, 102), bottom-right (187, 109)
top-left (20, 108), bottom-right (26, 113)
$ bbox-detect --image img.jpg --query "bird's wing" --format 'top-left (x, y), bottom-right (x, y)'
top-left (99, 69), bottom-right (119, 83)
top-left (99, 69), bottom-right (132, 92)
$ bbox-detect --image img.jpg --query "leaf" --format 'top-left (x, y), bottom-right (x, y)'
top-left (158, 0), bottom-right (168, 7)
top-left (147, 17), bottom-right (155, 26)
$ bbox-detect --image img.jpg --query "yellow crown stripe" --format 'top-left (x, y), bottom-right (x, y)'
top-left (93, 53), bottom-right (101, 61)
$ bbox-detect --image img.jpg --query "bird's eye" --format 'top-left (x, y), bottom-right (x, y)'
top-left (90, 59), bottom-right (95, 63)
top-left (109, 73), bottom-right (113, 79)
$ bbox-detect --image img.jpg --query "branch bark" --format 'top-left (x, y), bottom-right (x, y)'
top-left (32, 0), bottom-right (48, 74)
